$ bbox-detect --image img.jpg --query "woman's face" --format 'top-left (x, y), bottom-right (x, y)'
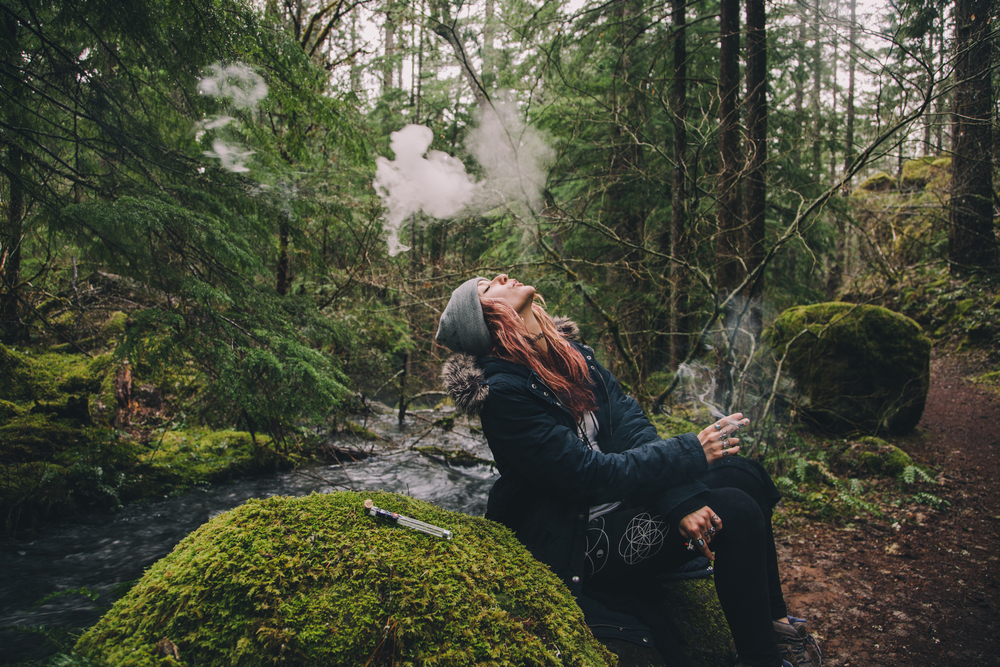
top-left (478, 274), bottom-right (536, 315)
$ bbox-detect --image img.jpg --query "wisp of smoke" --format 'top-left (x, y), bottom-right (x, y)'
top-left (196, 63), bottom-right (268, 173)
top-left (373, 96), bottom-right (555, 255)
top-left (676, 361), bottom-right (726, 419)
top-left (373, 125), bottom-right (476, 255)
top-left (197, 64), bottom-right (269, 109)
top-left (202, 139), bottom-right (255, 173)
top-left (466, 99), bottom-right (555, 213)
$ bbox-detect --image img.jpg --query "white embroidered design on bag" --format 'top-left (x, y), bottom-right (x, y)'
top-left (584, 516), bottom-right (611, 576)
top-left (619, 512), bottom-right (669, 564)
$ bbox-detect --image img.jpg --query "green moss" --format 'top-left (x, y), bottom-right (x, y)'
top-left (970, 370), bottom-right (1000, 396)
top-left (138, 428), bottom-right (282, 493)
top-left (900, 157), bottom-right (950, 191)
top-left (856, 437), bottom-right (912, 476)
top-left (0, 399), bottom-right (24, 421)
top-left (343, 419), bottom-right (381, 441)
top-left (828, 436), bottom-right (914, 478)
top-left (856, 172), bottom-right (895, 193)
top-left (649, 414), bottom-right (701, 440)
top-left (103, 311), bottom-right (129, 335)
top-left (658, 577), bottom-right (732, 667)
top-left (75, 491), bottom-right (616, 667)
top-left (0, 427), bottom-right (140, 527)
top-left (0, 344), bottom-right (38, 402)
top-left (764, 303), bottom-right (931, 435)
top-left (0, 413), bottom-right (93, 462)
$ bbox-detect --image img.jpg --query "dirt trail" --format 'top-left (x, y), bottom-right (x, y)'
top-left (777, 352), bottom-right (1000, 666)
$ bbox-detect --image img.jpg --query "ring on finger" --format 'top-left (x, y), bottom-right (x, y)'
top-left (708, 527), bottom-right (716, 534)
top-left (714, 423), bottom-right (722, 431)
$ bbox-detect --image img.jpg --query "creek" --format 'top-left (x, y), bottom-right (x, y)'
top-left (1, 406), bottom-right (495, 664)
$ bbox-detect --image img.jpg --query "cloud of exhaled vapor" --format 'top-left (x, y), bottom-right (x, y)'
top-left (373, 125), bottom-right (477, 255)
top-left (197, 64), bottom-right (268, 173)
top-left (373, 96), bottom-right (555, 255)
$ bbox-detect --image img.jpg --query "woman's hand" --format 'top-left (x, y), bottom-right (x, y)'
top-left (679, 506), bottom-right (722, 560)
top-left (697, 412), bottom-right (749, 465)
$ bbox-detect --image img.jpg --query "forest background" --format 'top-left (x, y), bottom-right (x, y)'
top-left (0, 0), bottom-right (998, 531)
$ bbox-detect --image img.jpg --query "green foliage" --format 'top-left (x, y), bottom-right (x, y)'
top-left (909, 492), bottom-right (949, 509)
top-left (888, 269), bottom-right (1000, 353)
top-left (74, 491), bottom-right (616, 667)
top-left (2, 0), bottom-right (375, 435)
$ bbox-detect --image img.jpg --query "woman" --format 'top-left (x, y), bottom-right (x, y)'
top-left (437, 274), bottom-right (821, 667)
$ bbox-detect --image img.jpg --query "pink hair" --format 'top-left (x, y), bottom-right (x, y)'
top-left (480, 298), bottom-right (597, 420)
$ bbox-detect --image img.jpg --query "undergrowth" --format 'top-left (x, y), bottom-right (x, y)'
top-left (761, 427), bottom-right (947, 526)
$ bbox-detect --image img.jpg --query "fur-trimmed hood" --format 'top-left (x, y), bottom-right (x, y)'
top-left (441, 317), bottom-right (579, 415)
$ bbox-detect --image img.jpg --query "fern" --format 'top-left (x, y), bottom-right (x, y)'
top-left (901, 464), bottom-right (936, 485)
top-left (911, 492), bottom-right (950, 509)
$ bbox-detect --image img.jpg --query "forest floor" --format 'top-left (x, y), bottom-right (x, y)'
top-left (777, 350), bottom-right (1000, 666)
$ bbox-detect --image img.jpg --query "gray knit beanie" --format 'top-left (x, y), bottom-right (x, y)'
top-left (436, 276), bottom-right (492, 356)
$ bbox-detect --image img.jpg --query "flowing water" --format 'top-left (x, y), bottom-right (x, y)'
top-left (1, 407), bottom-right (495, 663)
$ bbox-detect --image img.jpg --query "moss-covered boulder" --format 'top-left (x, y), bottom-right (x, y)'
top-left (765, 303), bottom-right (931, 435)
top-left (0, 343), bottom-right (38, 402)
top-left (855, 171), bottom-right (896, 192)
top-left (75, 491), bottom-right (616, 667)
top-left (828, 436), bottom-right (913, 477)
top-left (900, 156), bottom-right (950, 191)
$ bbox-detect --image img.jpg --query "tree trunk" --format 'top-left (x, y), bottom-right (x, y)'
top-left (842, 0), bottom-right (857, 186)
top-left (1, 14), bottom-right (25, 343)
top-left (827, 0), bottom-right (858, 297)
top-left (811, 0), bottom-right (823, 178)
top-left (935, 18), bottom-right (946, 152)
top-left (949, 0), bottom-right (997, 276)
top-left (715, 0), bottom-right (741, 406)
top-left (350, 7), bottom-right (361, 93)
top-left (276, 220), bottom-right (290, 296)
top-left (827, 0), bottom-right (839, 183)
top-left (744, 0), bottom-right (767, 338)
top-left (716, 0), bottom-right (742, 297)
top-left (792, 17), bottom-right (807, 166)
top-left (922, 32), bottom-right (933, 155)
top-left (667, 0), bottom-right (690, 368)
top-left (483, 0), bottom-right (495, 91)
top-left (383, 5), bottom-right (396, 92)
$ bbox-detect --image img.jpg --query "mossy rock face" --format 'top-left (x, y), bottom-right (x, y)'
top-left (0, 413), bottom-right (93, 462)
top-left (75, 491), bottom-right (616, 667)
top-left (828, 436), bottom-right (913, 477)
top-left (660, 577), bottom-right (731, 666)
top-left (856, 171), bottom-right (895, 192)
top-left (900, 157), bottom-right (950, 191)
top-left (765, 303), bottom-right (931, 435)
top-left (0, 344), bottom-right (38, 402)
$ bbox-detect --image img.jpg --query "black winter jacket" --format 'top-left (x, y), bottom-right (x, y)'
top-left (441, 321), bottom-right (711, 597)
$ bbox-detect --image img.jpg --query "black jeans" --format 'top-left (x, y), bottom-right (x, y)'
top-left (583, 460), bottom-right (786, 667)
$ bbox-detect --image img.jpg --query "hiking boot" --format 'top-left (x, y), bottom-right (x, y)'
top-left (774, 618), bottom-right (822, 667)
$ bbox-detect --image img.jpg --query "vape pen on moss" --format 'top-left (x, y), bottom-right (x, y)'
top-left (363, 499), bottom-right (453, 540)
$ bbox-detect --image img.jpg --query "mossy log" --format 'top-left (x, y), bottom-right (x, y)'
top-left (765, 302), bottom-right (931, 435)
top-left (75, 491), bottom-right (617, 667)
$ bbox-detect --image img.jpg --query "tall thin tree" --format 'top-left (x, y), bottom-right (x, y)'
top-left (949, 0), bottom-right (997, 275)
